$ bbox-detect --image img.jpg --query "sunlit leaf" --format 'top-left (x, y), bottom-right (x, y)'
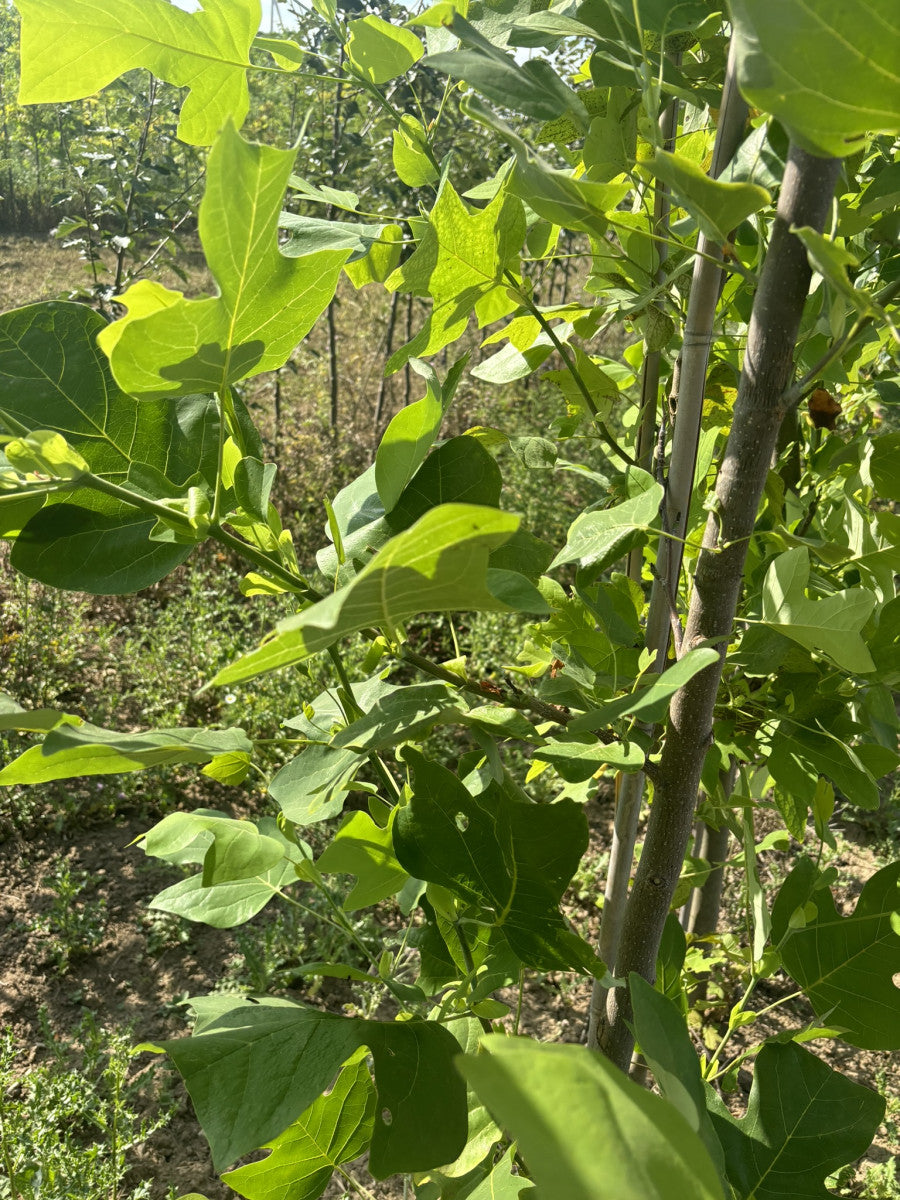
top-left (459, 1038), bottom-right (725, 1200)
top-left (99, 122), bottom-right (348, 399)
top-left (17, 0), bottom-right (260, 145)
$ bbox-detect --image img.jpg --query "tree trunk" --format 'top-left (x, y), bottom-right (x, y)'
top-left (600, 144), bottom-right (842, 1071)
top-left (588, 48), bottom-right (746, 1049)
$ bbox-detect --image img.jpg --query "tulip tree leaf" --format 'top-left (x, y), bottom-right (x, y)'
top-left (550, 470), bottom-right (663, 576)
top-left (345, 15), bottom-right (423, 84)
top-left (99, 122), bottom-right (348, 399)
top-left (393, 749), bottom-right (605, 976)
top-left (16, 0), bottom-right (260, 146)
top-left (729, 0), bottom-right (900, 158)
top-left (212, 505), bottom-right (546, 686)
top-left (643, 151), bottom-right (771, 244)
top-left (222, 1051), bottom-right (376, 1200)
top-left (145, 816), bottom-right (308, 929)
top-left (628, 976), bottom-right (725, 1174)
top-left (375, 390), bottom-right (444, 512)
top-left (0, 302), bottom-right (219, 592)
top-left (316, 809), bottom-right (410, 911)
top-left (385, 183), bottom-right (525, 372)
top-left (760, 547), bottom-right (876, 674)
top-left (0, 723), bottom-right (251, 784)
top-left (159, 995), bottom-right (467, 1176)
top-left (710, 1041), bottom-right (884, 1199)
top-left (771, 857), bottom-right (900, 1050)
top-left (568, 648), bottom-right (721, 734)
top-left (458, 1038), bottom-right (725, 1200)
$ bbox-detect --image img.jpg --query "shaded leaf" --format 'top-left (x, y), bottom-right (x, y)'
top-left (771, 856), bottom-right (900, 1050)
top-left (710, 1041), bottom-right (883, 1198)
top-left (161, 996), bottom-right (467, 1176)
top-left (394, 749), bottom-right (604, 976)
top-left (223, 1052), bottom-right (375, 1200)
top-left (0, 302), bottom-right (218, 592)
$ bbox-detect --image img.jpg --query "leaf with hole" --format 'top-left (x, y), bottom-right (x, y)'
top-left (160, 995), bottom-right (467, 1176)
top-left (393, 749), bottom-right (605, 976)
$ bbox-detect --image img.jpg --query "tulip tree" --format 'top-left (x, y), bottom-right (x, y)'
top-left (2, 0), bottom-right (900, 1197)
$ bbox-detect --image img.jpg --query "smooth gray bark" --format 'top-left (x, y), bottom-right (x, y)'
top-left (601, 145), bottom-right (843, 1070)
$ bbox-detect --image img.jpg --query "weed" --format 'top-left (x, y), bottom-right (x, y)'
top-left (0, 1012), bottom-right (175, 1200)
top-left (27, 859), bottom-right (108, 972)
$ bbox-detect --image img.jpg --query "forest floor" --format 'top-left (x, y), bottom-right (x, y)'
top-left (1, 235), bottom-right (898, 1200)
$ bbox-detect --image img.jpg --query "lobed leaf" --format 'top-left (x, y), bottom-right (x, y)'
top-left (17, 0), bottom-right (260, 145)
top-left (212, 504), bottom-right (545, 686)
top-left (160, 996), bottom-right (467, 1176)
top-left (99, 122), bottom-right (348, 399)
top-left (771, 856), bottom-right (900, 1050)
top-left (710, 1041), bottom-right (884, 1198)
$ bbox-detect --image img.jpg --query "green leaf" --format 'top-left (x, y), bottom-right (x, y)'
top-left (768, 725), bottom-right (881, 811)
top-left (458, 1038), bottom-right (725, 1200)
top-left (0, 724), bottom-right (251, 785)
top-left (345, 15), bottom-right (423, 84)
top-left (771, 857), bottom-right (900, 1050)
top-left (532, 735), bottom-right (645, 781)
top-left (710, 1041), bottom-right (883, 1198)
top-left (0, 695), bottom-right (73, 733)
top-left (344, 225), bottom-right (404, 288)
top-left (425, 16), bottom-right (588, 126)
top-left (223, 1051), bottom-right (375, 1200)
top-left (870, 432), bottom-right (900, 502)
top-left (0, 302), bottom-right (218, 592)
top-left (143, 811), bottom-right (284, 884)
top-left (98, 122), bottom-right (348, 399)
top-left (316, 809), bottom-right (409, 910)
top-left (394, 749), bottom-right (605, 976)
top-left (792, 226), bottom-right (881, 317)
top-left (253, 34), bottom-right (305, 71)
top-left (271, 682), bottom-right (468, 825)
top-left (385, 183), bottom-right (525, 371)
top-left (550, 469), bottom-right (663, 577)
top-left (212, 505), bottom-right (544, 686)
top-left (464, 96), bottom-right (629, 238)
top-left (568, 648), bottom-right (720, 733)
top-left (643, 151), bottom-right (771, 244)
top-left (279, 212), bottom-right (389, 260)
top-left (760, 547), bottom-right (876, 674)
top-left (629, 975), bottom-right (725, 1175)
top-left (161, 996), bottom-right (466, 1176)
top-left (375, 389), bottom-right (444, 512)
top-left (729, 0), bottom-right (900, 157)
top-left (392, 115), bottom-right (439, 187)
top-left (17, 0), bottom-right (259, 145)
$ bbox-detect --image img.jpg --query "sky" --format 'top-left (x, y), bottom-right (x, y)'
top-left (169, 0), bottom-right (298, 32)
